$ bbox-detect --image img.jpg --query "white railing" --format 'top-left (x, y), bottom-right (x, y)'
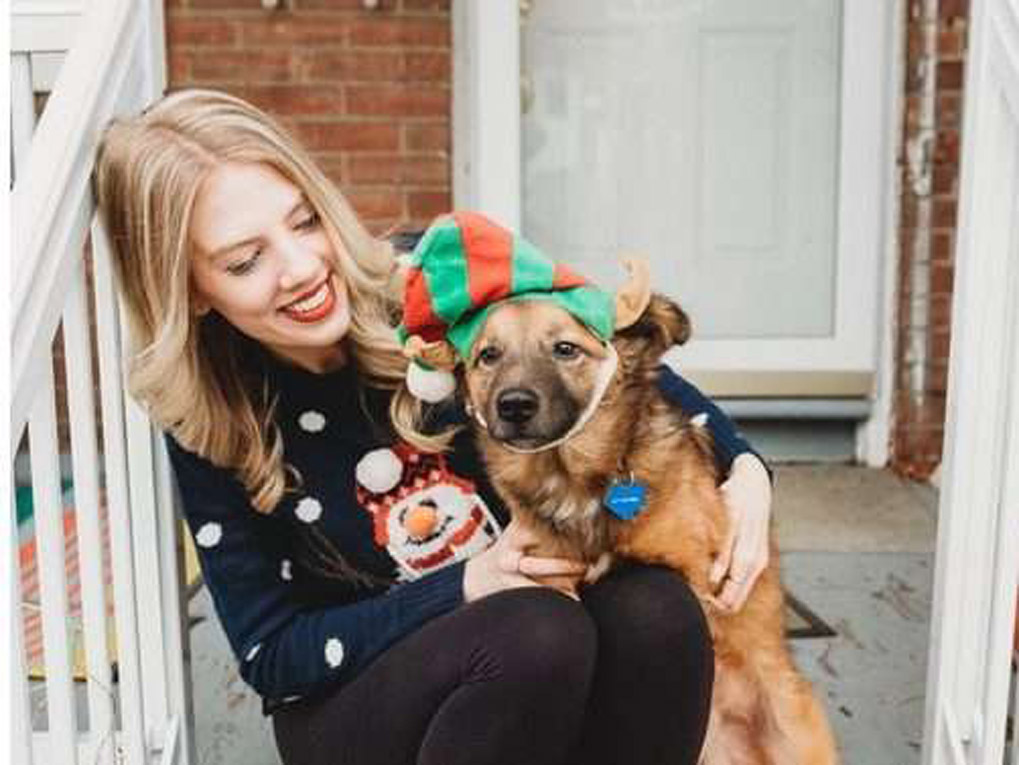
top-left (921, 0), bottom-right (1019, 763)
top-left (10, 1), bottom-right (192, 764)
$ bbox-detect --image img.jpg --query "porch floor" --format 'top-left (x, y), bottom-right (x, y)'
top-left (186, 464), bottom-right (939, 765)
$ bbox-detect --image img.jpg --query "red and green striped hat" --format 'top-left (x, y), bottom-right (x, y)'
top-left (400, 212), bottom-right (615, 360)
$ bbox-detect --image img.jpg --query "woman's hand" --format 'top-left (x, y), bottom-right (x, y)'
top-left (709, 453), bottom-right (773, 612)
top-left (463, 519), bottom-right (587, 602)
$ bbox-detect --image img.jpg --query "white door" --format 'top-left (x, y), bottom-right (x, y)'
top-left (455, 0), bottom-right (897, 399)
top-left (921, 0), bottom-right (1019, 763)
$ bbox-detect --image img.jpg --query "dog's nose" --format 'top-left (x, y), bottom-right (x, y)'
top-left (496, 388), bottom-right (539, 424)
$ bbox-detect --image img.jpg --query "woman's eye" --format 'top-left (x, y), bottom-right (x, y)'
top-left (295, 211), bottom-right (320, 231)
top-left (478, 346), bottom-right (502, 366)
top-left (553, 341), bottom-right (580, 360)
top-left (226, 251), bottom-right (262, 276)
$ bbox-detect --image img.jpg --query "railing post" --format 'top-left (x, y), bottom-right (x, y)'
top-left (10, 52), bottom-right (36, 184)
top-left (91, 216), bottom-right (148, 765)
top-left (12, 501), bottom-right (35, 765)
top-left (29, 369), bottom-right (79, 765)
top-left (11, 0), bottom-right (186, 762)
top-left (63, 261), bottom-right (116, 765)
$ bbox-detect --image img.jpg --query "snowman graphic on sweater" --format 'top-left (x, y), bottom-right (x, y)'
top-left (355, 444), bottom-right (502, 581)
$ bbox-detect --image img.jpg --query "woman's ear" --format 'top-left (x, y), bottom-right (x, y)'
top-left (192, 294), bottom-right (211, 317)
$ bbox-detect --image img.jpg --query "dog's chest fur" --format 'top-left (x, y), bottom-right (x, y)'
top-left (477, 390), bottom-right (727, 587)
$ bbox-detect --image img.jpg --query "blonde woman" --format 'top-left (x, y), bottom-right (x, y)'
top-left (94, 89), bottom-right (773, 765)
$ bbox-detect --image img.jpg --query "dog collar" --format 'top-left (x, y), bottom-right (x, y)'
top-left (469, 345), bottom-right (619, 455)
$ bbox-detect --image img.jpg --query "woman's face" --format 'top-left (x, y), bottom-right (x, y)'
top-left (189, 162), bottom-right (351, 372)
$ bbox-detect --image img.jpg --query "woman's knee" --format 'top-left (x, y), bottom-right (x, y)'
top-left (471, 588), bottom-right (597, 688)
top-left (584, 564), bottom-right (713, 662)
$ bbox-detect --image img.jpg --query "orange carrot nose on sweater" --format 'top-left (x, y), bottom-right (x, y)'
top-left (405, 505), bottom-right (439, 540)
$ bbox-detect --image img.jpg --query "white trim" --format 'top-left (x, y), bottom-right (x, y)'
top-left (451, 0), bottom-right (520, 229)
top-left (858, 0), bottom-right (907, 467)
top-left (11, 3), bottom-right (85, 54)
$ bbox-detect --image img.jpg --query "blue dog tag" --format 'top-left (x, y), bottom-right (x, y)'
top-left (603, 479), bottom-right (648, 520)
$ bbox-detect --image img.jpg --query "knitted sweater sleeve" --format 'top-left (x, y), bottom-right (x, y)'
top-left (655, 365), bottom-right (772, 481)
top-left (166, 437), bottom-right (465, 705)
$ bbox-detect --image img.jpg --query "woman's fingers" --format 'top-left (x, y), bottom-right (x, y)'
top-left (709, 522), bottom-right (737, 586)
top-left (516, 555), bottom-right (587, 579)
top-left (714, 549), bottom-right (767, 611)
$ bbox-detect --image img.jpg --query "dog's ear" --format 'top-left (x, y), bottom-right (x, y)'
top-left (615, 259), bottom-right (652, 330)
top-left (615, 293), bottom-right (692, 356)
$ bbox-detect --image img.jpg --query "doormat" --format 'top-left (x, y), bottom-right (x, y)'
top-left (785, 591), bottom-right (838, 640)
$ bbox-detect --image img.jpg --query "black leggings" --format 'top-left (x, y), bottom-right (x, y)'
top-left (272, 564), bottom-right (714, 765)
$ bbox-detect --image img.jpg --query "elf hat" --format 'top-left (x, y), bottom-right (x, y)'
top-left (399, 211), bottom-right (651, 402)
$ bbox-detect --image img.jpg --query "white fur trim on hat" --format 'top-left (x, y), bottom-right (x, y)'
top-left (356, 448), bottom-right (404, 494)
top-left (406, 361), bottom-right (456, 403)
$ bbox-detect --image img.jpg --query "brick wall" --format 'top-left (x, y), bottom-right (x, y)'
top-left (165, 0), bottom-right (453, 234)
top-left (892, 0), bottom-right (968, 479)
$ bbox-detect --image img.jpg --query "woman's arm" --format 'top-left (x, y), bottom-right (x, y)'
top-left (655, 365), bottom-right (771, 480)
top-left (167, 437), bottom-right (465, 706)
top-left (656, 366), bottom-right (774, 611)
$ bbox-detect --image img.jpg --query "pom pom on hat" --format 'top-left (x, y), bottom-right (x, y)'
top-left (356, 448), bottom-right (404, 494)
top-left (406, 361), bottom-right (457, 404)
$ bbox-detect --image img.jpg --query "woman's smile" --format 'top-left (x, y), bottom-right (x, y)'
top-left (281, 276), bottom-right (337, 323)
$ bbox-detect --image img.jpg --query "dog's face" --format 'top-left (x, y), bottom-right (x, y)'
top-left (464, 301), bottom-right (611, 450)
top-left (463, 294), bottom-right (691, 451)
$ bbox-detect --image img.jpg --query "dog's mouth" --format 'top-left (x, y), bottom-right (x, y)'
top-left (481, 398), bottom-right (578, 451)
top-left (488, 427), bottom-right (566, 451)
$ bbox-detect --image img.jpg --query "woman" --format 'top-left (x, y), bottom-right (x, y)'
top-left (94, 89), bottom-right (773, 765)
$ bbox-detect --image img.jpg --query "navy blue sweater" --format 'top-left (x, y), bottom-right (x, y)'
top-left (167, 356), bottom-right (760, 712)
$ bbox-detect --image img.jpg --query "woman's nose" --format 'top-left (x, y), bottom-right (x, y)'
top-left (277, 235), bottom-right (320, 292)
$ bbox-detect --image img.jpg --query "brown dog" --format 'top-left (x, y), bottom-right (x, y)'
top-left (407, 262), bottom-right (839, 764)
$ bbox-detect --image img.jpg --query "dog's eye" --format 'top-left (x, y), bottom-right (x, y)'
top-left (477, 346), bottom-right (502, 366)
top-left (553, 341), bottom-right (581, 360)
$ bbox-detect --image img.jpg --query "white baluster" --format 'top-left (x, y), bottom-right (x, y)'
top-left (29, 365), bottom-right (79, 765)
top-left (63, 261), bottom-right (116, 765)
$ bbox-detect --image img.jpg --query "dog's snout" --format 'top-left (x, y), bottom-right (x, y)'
top-left (496, 388), bottom-right (539, 424)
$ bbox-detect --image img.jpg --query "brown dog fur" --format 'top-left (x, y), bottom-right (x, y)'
top-left (459, 295), bottom-right (839, 765)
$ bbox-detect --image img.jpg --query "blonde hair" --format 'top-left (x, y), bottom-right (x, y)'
top-left (94, 89), bottom-right (448, 513)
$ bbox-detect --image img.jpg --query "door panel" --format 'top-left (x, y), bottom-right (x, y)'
top-left (521, 0), bottom-right (841, 340)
